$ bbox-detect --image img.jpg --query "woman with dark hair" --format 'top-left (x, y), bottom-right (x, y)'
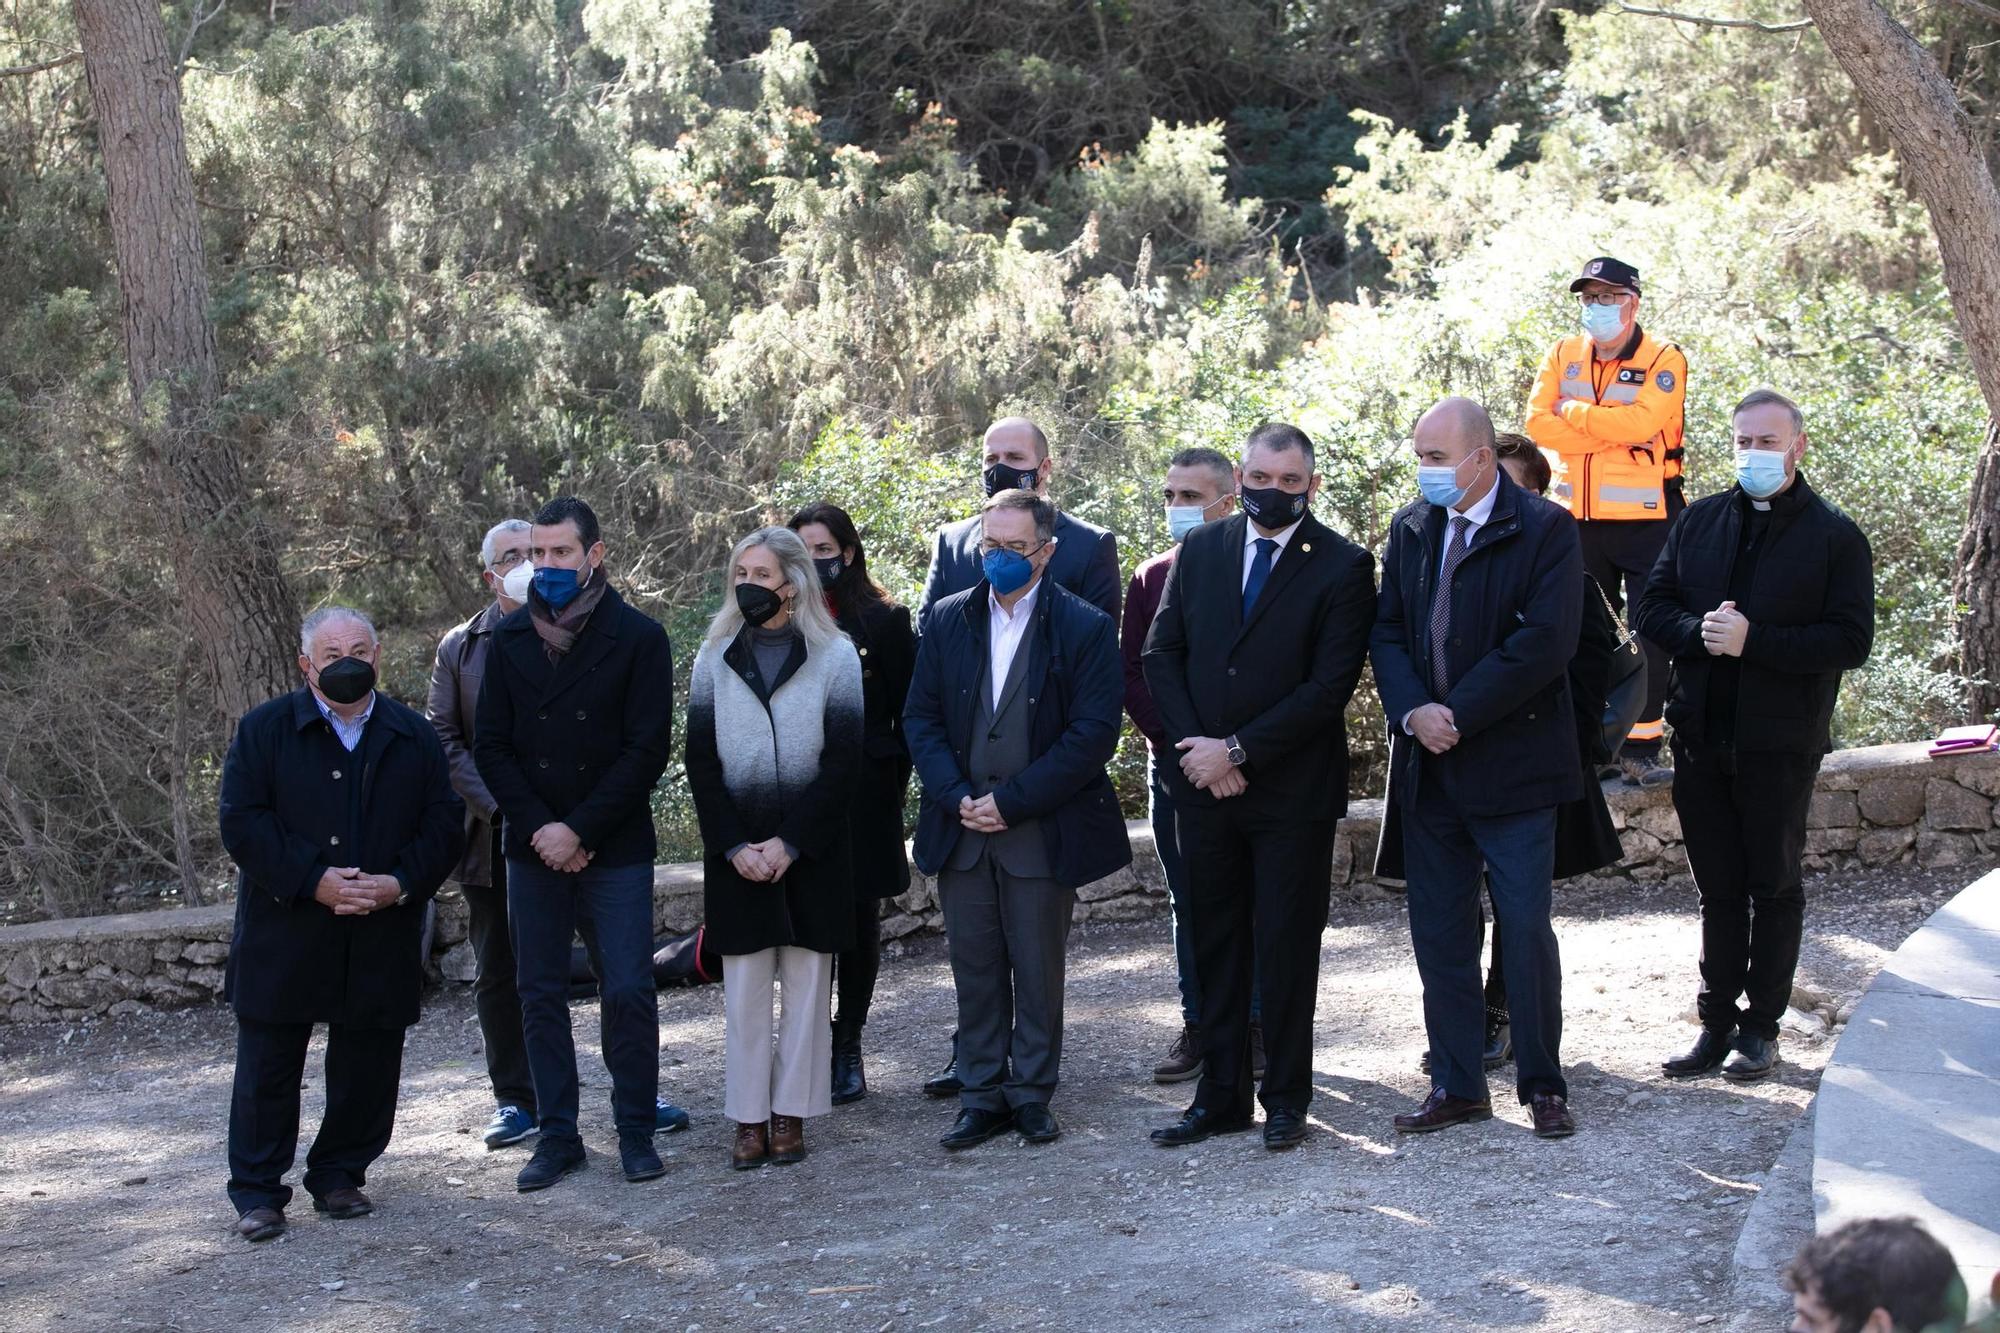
top-left (789, 502), bottom-right (917, 1105)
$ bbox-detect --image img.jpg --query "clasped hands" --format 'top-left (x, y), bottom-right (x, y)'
top-left (1700, 600), bottom-right (1750, 657)
top-left (1408, 703), bottom-right (1459, 756)
top-left (529, 821), bottom-right (594, 873)
top-left (313, 866), bottom-right (402, 915)
top-left (959, 793), bottom-right (1007, 833)
top-left (730, 838), bottom-right (795, 883)
top-left (1175, 737), bottom-right (1247, 798)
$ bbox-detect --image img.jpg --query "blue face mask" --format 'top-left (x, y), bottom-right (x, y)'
top-left (1166, 505), bottom-right (1209, 542)
top-left (1580, 301), bottom-right (1626, 341)
top-left (1417, 450), bottom-right (1484, 509)
top-left (1735, 447), bottom-right (1791, 499)
top-left (982, 547), bottom-right (1038, 596)
top-left (533, 564), bottom-right (585, 610)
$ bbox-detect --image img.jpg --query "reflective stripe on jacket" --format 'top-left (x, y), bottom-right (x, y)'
top-left (1525, 329), bottom-right (1687, 521)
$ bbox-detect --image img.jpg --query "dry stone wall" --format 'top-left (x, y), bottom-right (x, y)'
top-left (3, 741), bottom-right (1994, 1023)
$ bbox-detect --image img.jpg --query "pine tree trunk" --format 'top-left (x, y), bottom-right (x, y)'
top-left (1801, 0), bottom-right (2000, 721)
top-left (73, 0), bottom-right (299, 720)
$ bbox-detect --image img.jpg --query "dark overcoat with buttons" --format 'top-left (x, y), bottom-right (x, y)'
top-left (473, 584), bottom-right (676, 868)
top-left (219, 688), bottom-right (465, 1029)
top-left (838, 596), bottom-right (916, 898)
top-left (902, 579), bottom-right (1132, 890)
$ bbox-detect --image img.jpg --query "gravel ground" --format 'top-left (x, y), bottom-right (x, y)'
top-left (0, 861), bottom-right (1984, 1332)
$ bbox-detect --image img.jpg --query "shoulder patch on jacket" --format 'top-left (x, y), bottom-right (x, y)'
top-left (1563, 362), bottom-right (1581, 380)
top-left (1655, 370), bottom-right (1676, 392)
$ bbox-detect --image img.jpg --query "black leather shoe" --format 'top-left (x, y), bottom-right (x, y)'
top-left (1530, 1092), bottom-right (1577, 1139)
top-left (1149, 1106), bottom-right (1254, 1148)
top-left (619, 1134), bottom-right (665, 1182)
top-left (940, 1107), bottom-right (1014, 1151)
top-left (1482, 1011), bottom-right (1513, 1069)
top-left (516, 1137), bottom-right (587, 1192)
top-left (1263, 1108), bottom-right (1308, 1151)
top-left (1662, 1028), bottom-right (1736, 1079)
top-left (922, 1037), bottom-right (963, 1098)
top-left (1722, 1033), bottom-right (1781, 1082)
top-left (831, 1021), bottom-right (867, 1106)
top-left (1015, 1102), bottom-right (1061, 1144)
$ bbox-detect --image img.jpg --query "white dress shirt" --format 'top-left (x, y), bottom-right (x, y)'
top-left (1436, 478), bottom-right (1499, 580)
top-left (988, 579), bottom-right (1042, 709)
top-left (1242, 517), bottom-right (1304, 591)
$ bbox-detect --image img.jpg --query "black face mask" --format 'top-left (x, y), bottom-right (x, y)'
top-left (813, 554), bottom-right (847, 589)
top-left (315, 655), bottom-right (376, 706)
top-left (735, 581), bottom-right (784, 626)
top-left (983, 462), bottom-right (1041, 497)
top-left (1239, 483), bottom-right (1308, 528)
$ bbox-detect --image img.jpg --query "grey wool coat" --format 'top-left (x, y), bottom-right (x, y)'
top-left (684, 626), bottom-right (865, 956)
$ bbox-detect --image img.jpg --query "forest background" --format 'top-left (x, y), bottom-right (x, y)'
top-left (3, 0), bottom-right (1995, 919)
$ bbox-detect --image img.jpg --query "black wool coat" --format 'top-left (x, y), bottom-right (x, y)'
top-left (839, 596), bottom-right (916, 899)
top-left (219, 688), bottom-right (465, 1029)
top-left (473, 585), bottom-right (676, 868)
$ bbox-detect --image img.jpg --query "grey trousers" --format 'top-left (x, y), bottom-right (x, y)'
top-left (938, 851), bottom-right (1076, 1112)
top-left (722, 947), bottom-right (834, 1123)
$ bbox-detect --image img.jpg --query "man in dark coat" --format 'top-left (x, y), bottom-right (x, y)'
top-left (914, 414), bottom-right (1121, 1095)
top-left (1142, 422), bottom-right (1378, 1154)
top-left (1372, 397), bottom-right (1584, 1141)
top-left (474, 496), bottom-right (677, 1192)
top-left (220, 605), bottom-right (465, 1243)
top-left (1636, 389), bottom-right (1873, 1083)
top-left (903, 489), bottom-right (1132, 1150)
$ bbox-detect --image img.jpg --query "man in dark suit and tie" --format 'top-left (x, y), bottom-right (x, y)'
top-left (1142, 422), bottom-right (1377, 1151)
top-left (903, 489), bottom-right (1132, 1150)
top-left (1371, 397), bottom-right (1585, 1140)
top-left (915, 414), bottom-right (1121, 1095)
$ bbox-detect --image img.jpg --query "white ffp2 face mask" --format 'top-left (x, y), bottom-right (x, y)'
top-left (501, 561), bottom-right (533, 602)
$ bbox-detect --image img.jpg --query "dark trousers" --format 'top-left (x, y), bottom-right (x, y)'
top-left (1403, 768), bottom-right (1565, 1104)
top-left (507, 857), bottom-right (658, 1142)
top-left (937, 850), bottom-right (1076, 1111)
top-left (1579, 510), bottom-right (1675, 758)
top-left (1178, 801), bottom-right (1333, 1118)
top-left (833, 894), bottom-right (882, 1029)
top-left (463, 837), bottom-right (535, 1112)
top-left (227, 1017), bottom-right (406, 1215)
top-left (1671, 740), bottom-right (1820, 1041)
top-left (1151, 758), bottom-right (1262, 1028)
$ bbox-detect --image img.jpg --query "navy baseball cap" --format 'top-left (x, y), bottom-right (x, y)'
top-left (1568, 256), bottom-right (1640, 293)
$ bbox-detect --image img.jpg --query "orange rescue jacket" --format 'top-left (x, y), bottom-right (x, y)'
top-left (1524, 328), bottom-right (1687, 522)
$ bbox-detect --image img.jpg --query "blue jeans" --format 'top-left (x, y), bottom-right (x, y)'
top-left (1402, 771), bottom-right (1565, 1106)
top-left (1151, 757), bottom-right (1260, 1028)
top-left (508, 858), bottom-right (658, 1141)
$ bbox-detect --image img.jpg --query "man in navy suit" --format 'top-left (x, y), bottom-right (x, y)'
top-left (914, 415), bottom-right (1121, 1095)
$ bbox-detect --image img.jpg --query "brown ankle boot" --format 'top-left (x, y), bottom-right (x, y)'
top-left (731, 1119), bottom-right (768, 1171)
top-left (768, 1114), bottom-right (806, 1164)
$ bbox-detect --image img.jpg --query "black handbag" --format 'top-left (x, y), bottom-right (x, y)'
top-left (1597, 579), bottom-right (1647, 761)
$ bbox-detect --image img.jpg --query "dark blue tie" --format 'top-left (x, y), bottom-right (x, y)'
top-left (1242, 537), bottom-right (1278, 618)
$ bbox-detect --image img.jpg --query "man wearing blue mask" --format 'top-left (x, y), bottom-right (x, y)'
top-left (474, 496), bottom-right (680, 1192)
top-left (1120, 447), bottom-right (1257, 1085)
top-left (1373, 397), bottom-right (1585, 1141)
top-left (903, 488), bottom-right (1130, 1151)
top-left (1525, 256), bottom-right (1688, 788)
top-left (1636, 390), bottom-right (1873, 1084)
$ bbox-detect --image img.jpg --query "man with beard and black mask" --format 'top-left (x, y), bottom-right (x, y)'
top-left (219, 606), bottom-right (465, 1242)
top-left (474, 496), bottom-right (678, 1192)
top-left (911, 415), bottom-right (1121, 1095)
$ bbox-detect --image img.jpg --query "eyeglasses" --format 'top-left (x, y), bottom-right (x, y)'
top-left (489, 550), bottom-right (529, 570)
top-left (1577, 291), bottom-right (1632, 307)
top-left (978, 539), bottom-right (1048, 558)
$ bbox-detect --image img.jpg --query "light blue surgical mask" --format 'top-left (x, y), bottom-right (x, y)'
top-left (1735, 447), bottom-right (1791, 499)
top-left (1166, 505), bottom-right (1208, 542)
top-left (1580, 301), bottom-right (1626, 341)
top-left (982, 547), bottom-right (1036, 595)
top-left (1417, 450), bottom-right (1484, 509)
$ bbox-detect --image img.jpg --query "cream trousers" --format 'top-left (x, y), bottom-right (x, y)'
top-left (722, 947), bottom-right (833, 1123)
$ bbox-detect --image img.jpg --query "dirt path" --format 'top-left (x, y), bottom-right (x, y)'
top-left (0, 864), bottom-right (1978, 1332)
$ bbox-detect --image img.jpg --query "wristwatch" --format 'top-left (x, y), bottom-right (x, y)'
top-left (1225, 735), bottom-right (1247, 767)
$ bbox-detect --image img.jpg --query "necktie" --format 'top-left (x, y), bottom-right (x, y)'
top-left (1242, 537), bottom-right (1278, 619)
top-left (1429, 516), bottom-right (1470, 699)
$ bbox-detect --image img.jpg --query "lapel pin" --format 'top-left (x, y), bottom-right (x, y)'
top-left (1301, 542), bottom-right (1312, 553)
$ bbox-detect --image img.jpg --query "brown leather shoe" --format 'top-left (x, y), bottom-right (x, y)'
top-left (732, 1120), bottom-right (769, 1171)
top-left (1530, 1092), bottom-right (1576, 1139)
top-left (1393, 1087), bottom-right (1494, 1134)
top-left (236, 1206), bottom-right (285, 1242)
top-left (768, 1114), bottom-right (806, 1164)
top-left (311, 1186), bottom-right (373, 1220)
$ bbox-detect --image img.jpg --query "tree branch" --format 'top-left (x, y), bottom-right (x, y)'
top-left (1616, 3), bottom-right (1814, 31)
top-left (179, 0), bottom-right (227, 75)
top-left (0, 52), bottom-right (83, 78)
top-left (1940, 0), bottom-right (2000, 25)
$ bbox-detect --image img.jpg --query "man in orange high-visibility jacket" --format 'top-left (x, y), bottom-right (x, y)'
top-left (1525, 256), bottom-right (1687, 787)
